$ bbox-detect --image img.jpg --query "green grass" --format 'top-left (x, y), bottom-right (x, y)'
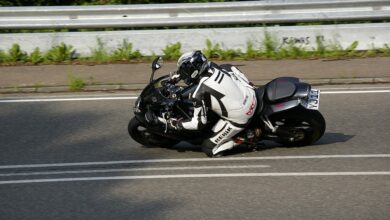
top-left (162, 42), bottom-right (182, 60)
top-left (203, 39), bottom-right (242, 60)
top-left (29, 48), bottom-right (44, 65)
top-left (0, 50), bottom-right (7, 63)
top-left (45, 43), bottom-right (74, 62)
top-left (8, 44), bottom-right (28, 63)
top-left (90, 38), bottom-right (111, 62)
top-left (68, 74), bottom-right (86, 92)
top-left (379, 43), bottom-right (390, 55)
top-left (243, 41), bottom-right (260, 59)
top-left (261, 31), bottom-right (279, 58)
top-left (111, 40), bottom-right (142, 61)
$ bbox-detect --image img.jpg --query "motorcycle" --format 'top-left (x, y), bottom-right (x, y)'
top-left (128, 57), bottom-right (326, 156)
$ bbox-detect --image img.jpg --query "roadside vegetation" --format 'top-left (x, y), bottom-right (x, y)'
top-left (1, 34), bottom-right (390, 66)
top-left (68, 74), bottom-right (87, 91)
top-left (0, 0), bottom-right (228, 6)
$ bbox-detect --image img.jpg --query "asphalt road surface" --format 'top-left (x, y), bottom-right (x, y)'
top-left (0, 84), bottom-right (389, 220)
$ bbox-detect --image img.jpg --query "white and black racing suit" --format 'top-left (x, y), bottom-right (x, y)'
top-left (175, 62), bottom-right (257, 156)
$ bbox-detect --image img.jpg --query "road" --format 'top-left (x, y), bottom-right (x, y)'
top-left (0, 84), bottom-right (389, 220)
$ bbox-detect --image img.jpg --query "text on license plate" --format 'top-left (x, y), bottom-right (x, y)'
top-left (306, 89), bottom-right (320, 110)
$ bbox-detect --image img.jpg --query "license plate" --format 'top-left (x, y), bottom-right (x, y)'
top-left (306, 89), bottom-right (320, 110)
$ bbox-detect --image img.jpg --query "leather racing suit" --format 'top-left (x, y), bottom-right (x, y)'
top-left (174, 62), bottom-right (257, 156)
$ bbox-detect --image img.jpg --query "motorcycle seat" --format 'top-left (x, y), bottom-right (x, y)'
top-left (255, 86), bottom-right (265, 114)
top-left (266, 77), bottom-right (299, 102)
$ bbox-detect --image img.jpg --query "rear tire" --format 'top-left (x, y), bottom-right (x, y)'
top-left (128, 117), bottom-right (180, 148)
top-left (269, 107), bottom-right (326, 146)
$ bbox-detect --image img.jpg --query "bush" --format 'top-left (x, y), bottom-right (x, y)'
top-left (8, 44), bottom-right (28, 62)
top-left (261, 31), bottom-right (279, 58)
top-left (203, 39), bottom-right (222, 59)
top-left (345, 41), bottom-right (359, 56)
top-left (0, 50), bottom-right (8, 63)
top-left (68, 74), bottom-right (86, 91)
top-left (29, 47), bottom-right (44, 64)
top-left (162, 42), bottom-right (182, 60)
top-left (243, 41), bottom-right (260, 59)
top-left (45, 43), bottom-right (74, 62)
top-left (314, 36), bottom-right (327, 56)
top-left (111, 40), bottom-right (142, 61)
top-left (380, 43), bottom-right (390, 56)
top-left (202, 39), bottom-right (242, 60)
top-left (279, 40), bottom-right (310, 59)
top-left (90, 38), bottom-right (111, 62)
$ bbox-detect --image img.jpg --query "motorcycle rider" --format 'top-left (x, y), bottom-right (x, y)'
top-left (157, 50), bottom-right (257, 157)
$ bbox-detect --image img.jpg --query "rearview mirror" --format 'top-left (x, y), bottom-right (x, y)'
top-left (150, 56), bottom-right (163, 82)
top-left (152, 56), bottom-right (163, 72)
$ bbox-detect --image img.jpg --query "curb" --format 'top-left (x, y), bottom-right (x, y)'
top-left (1, 77), bottom-right (389, 94)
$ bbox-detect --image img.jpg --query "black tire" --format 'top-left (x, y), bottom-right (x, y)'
top-left (269, 107), bottom-right (326, 146)
top-left (128, 117), bottom-right (180, 148)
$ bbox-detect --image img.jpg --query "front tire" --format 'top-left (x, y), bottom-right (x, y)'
top-left (269, 107), bottom-right (326, 146)
top-left (128, 117), bottom-right (180, 148)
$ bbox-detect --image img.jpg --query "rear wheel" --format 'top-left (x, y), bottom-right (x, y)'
top-left (269, 107), bottom-right (326, 146)
top-left (128, 117), bottom-right (180, 148)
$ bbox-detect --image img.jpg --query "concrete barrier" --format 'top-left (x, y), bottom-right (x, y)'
top-left (1, 23), bottom-right (389, 56)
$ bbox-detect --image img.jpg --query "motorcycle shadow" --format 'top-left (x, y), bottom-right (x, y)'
top-left (165, 132), bottom-right (355, 156)
top-left (166, 141), bottom-right (277, 156)
top-left (316, 132), bottom-right (355, 145)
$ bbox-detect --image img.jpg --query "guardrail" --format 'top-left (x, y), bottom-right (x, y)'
top-left (1, 0), bottom-right (390, 29)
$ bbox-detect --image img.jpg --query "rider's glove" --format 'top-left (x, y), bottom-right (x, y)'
top-left (168, 118), bottom-right (181, 130)
top-left (169, 72), bottom-right (181, 84)
top-left (158, 115), bottom-right (182, 132)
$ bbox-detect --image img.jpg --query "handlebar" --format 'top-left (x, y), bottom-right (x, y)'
top-left (160, 79), bottom-right (182, 99)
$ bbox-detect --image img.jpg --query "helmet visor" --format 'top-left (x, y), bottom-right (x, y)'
top-left (177, 62), bottom-right (197, 84)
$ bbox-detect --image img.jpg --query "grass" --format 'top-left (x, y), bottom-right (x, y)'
top-left (8, 44), bottom-right (28, 63)
top-left (203, 39), bottom-right (242, 60)
top-left (45, 43), bottom-right (74, 62)
top-left (162, 42), bottom-right (182, 60)
top-left (90, 38), bottom-right (111, 62)
top-left (262, 31), bottom-right (279, 58)
top-left (0, 50), bottom-right (7, 63)
top-left (243, 41), bottom-right (260, 59)
top-left (379, 44), bottom-right (390, 55)
top-left (29, 48), bottom-right (44, 64)
top-left (68, 74), bottom-right (86, 91)
top-left (0, 35), bottom-right (390, 66)
top-left (111, 40), bottom-right (142, 61)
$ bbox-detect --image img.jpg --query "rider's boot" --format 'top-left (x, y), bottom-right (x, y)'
top-left (202, 139), bottom-right (234, 158)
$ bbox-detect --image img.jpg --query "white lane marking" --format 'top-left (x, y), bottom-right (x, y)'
top-left (0, 96), bottom-right (138, 103)
top-left (0, 165), bottom-right (270, 177)
top-left (320, 86), bottom-right (390, 90)
top-left (1, 154), bottom-right (389, 170)
top-left (321, 90), bottom-right (390, 94)
top-left (0, 89), bottom-right (390, 103)
top-left (1, 172), bottom-right (389, 185)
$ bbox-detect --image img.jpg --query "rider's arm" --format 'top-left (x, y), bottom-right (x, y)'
top-left (177, 77), bottom-right (209, 130)
top-left (219, 64), bottom-right (252, 86)
top-left (231, 66), bottom-right (250, 84)
top-left (178, 100), bottom-right (207, 130)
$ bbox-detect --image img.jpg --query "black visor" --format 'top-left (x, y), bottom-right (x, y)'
top-left (177, 62), bottom-right (197, 82)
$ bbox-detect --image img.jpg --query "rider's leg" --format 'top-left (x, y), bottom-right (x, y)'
top-left (202, 119), bottom-right (243, 157)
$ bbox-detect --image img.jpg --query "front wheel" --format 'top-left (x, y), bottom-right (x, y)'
top-left (269, 107), bottom-right (326, 146)
top-left (128, 117), bottom-right (180, 148)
